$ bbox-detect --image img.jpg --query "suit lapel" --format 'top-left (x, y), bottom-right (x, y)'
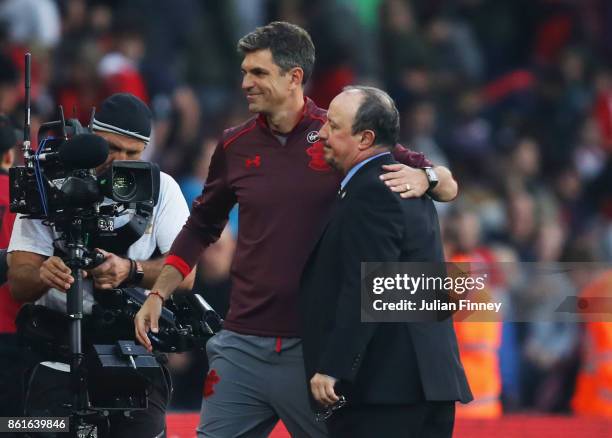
top-left (304, 154), bottom-right (397, 274)
top-left (305, 191), bottom-right (344, 268)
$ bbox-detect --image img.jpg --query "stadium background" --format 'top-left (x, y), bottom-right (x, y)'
top-left (0, 0), bottom-right (612, 436)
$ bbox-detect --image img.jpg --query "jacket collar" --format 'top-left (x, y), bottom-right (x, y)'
top-left (256, 97), bottom-right (320, 136)
top-left (339, 153), bottom-right (396, 197)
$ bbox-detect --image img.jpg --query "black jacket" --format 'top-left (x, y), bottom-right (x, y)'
top-left (299, 153), bottom-right (472, 405)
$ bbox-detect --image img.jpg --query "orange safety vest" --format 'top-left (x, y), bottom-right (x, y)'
top-left (572, 271), bottom-right (612, 416)
top-left (452, 253), bottom-right (503, 418)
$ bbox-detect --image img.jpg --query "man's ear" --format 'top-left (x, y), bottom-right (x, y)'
top-left (358, 130), bottom-right (376, 150)
top-left (288, 67), bottom-right (304, 89)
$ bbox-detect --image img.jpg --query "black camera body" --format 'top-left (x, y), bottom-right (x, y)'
top-left (92, 288), bottom-right (223, 352)
top-left (9, 117), bottom-right (157, 229)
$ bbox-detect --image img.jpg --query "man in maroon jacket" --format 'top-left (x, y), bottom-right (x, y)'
top-left (135, 22), bottom-right (458, 437)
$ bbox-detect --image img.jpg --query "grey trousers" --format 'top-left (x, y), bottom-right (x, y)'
top-left (197, 330), bottom-right (327, 438)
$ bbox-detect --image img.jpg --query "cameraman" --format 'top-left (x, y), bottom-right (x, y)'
top-left (7, 93), bottom-right (194, 436)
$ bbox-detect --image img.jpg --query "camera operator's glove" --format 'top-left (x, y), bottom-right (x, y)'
top-left (86, 248), bottom-right (131, 290)
top-left (134, 294), bottom-right (163, 352)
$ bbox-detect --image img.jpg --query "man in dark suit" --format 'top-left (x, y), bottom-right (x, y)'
top-left (300, 86), bottom-right (472, 437)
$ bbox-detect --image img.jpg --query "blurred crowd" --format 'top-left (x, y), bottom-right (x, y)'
top-left (1, 0), bottom-right (612, 416)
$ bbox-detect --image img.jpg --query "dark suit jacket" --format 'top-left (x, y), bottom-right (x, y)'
top-left (299, 153), bottom-right (472, 405)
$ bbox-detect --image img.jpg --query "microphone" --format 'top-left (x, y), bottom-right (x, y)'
top-left (59, 134), bottom-right (109, 170)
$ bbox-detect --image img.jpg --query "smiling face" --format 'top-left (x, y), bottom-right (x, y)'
top-left (240, 49), bottom-right (296, 115)
top-left (317, 91), bottom-right (365, 174)
top-left (94, 130), bottom-right (145, 176)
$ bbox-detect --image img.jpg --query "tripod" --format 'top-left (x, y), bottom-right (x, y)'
top-left (23, 216), bottom-right (152, 438)
top-left (62, 218), bottom-right (108, 437)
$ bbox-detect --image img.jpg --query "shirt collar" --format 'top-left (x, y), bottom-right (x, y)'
top-left (256, 97), bottom-right (318, 135)
top-left (340, 152), bottom-right (391, 190)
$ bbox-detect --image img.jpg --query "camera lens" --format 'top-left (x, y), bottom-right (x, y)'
top-left (112, 169), bottom-right (137, 201)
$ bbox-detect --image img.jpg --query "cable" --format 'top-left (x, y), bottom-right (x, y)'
top-left (33, 138), bottom-right (50, 216)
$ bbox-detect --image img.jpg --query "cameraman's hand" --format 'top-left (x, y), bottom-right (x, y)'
top-left (40, 256), bottom-right (74, 292)
top-left (87, 248), bottom-right (131, 290)
top-left (135, 294), bottom-right (162, 352)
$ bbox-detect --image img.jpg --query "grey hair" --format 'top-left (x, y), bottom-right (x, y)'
top-left (343, 85), bottom-right (400, 148)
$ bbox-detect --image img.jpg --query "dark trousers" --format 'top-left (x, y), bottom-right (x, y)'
top-left (24, 357), bottom-right (171, 438)
top-left (327, 401), bottom-right (455, 438)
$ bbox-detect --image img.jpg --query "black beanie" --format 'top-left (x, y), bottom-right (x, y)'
top-left (92, 93), bottom-right (152, 144)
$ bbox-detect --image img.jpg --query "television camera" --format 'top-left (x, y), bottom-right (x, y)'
top-left (10, 54), bottom-right (219, 437)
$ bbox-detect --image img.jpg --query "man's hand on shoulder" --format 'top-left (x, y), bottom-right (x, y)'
top-left (86, 248), bottom-right (131, 290)
top-left (380, 163), bottom-right (429, 198)
top-left (380, 164), bottom-right (458, 201)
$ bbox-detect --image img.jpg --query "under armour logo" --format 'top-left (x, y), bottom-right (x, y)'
top-left (246, 155), bottom-right (261, 168)
top-left (307, 131), bottom-right (319, 143)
